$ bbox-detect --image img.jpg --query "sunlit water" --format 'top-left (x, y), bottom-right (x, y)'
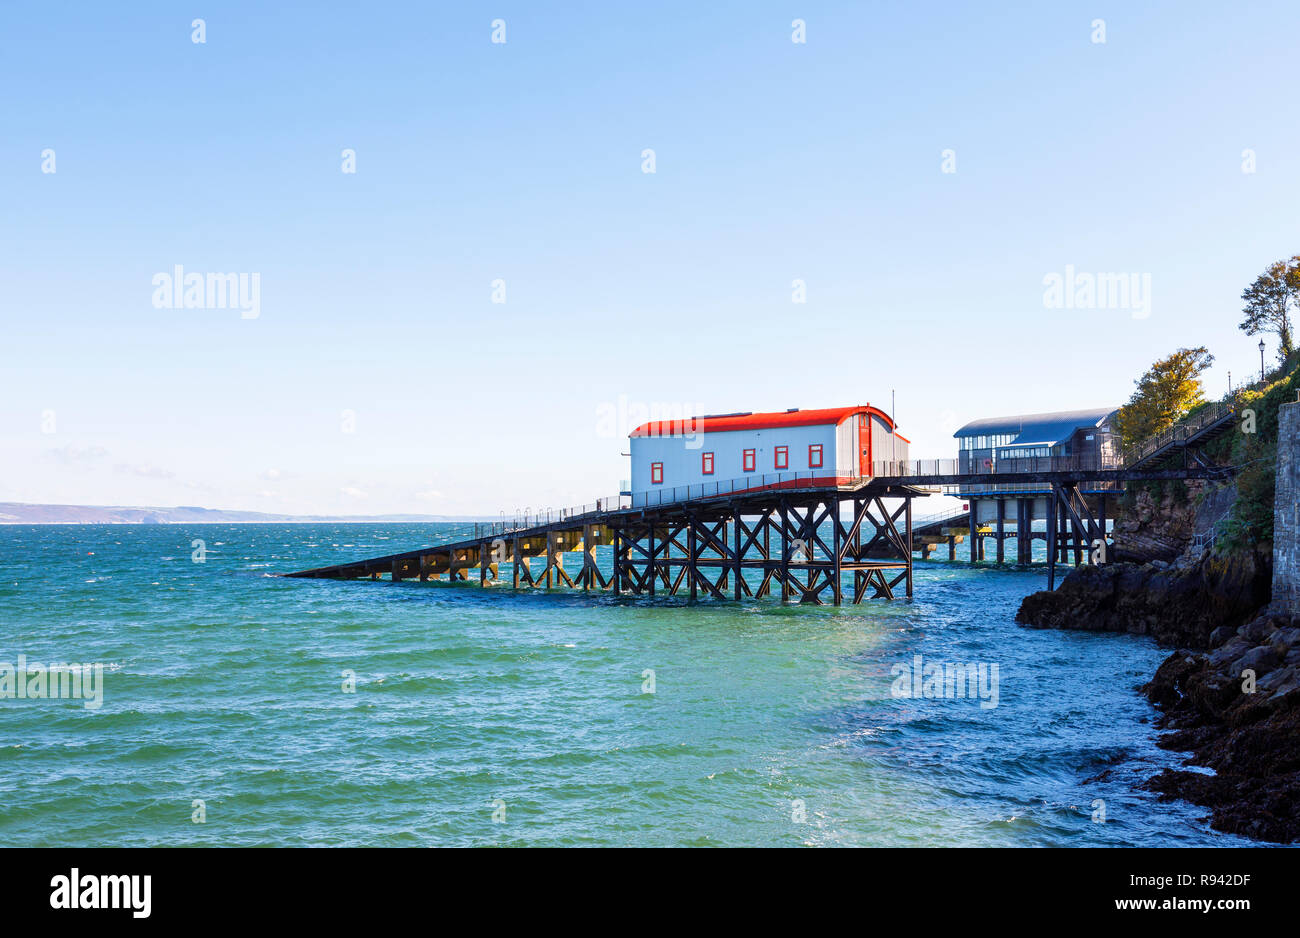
top-left (0, 523), bottom-right (1251, 846)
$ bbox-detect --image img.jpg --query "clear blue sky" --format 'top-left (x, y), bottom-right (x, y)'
top-left (3, 1), bottom-right (1297, 515)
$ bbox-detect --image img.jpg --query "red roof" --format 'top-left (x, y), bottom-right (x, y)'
top-left (630, 405), bottom-right (908, 441)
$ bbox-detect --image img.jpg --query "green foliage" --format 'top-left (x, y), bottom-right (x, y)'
top-left (1119, 257), bottom-right (1300, 555)
top-left (1215, 359), bottom-right (1300, 553)
top-left (1113, 347), bottom-right (1215, 447)
top-left (1240, 256), bottom-right (1299, 359)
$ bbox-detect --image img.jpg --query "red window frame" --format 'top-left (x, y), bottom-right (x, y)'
top-left (808, 444), bottom-right (823, 469)
top-left (650, 462), bottom-right (663, 485)
top-left (774, 446), bottom-right (788, 470)
top-left (742, 448), bottom-right (756, 472)
top-left (701, 452), bottom-right (714, 475)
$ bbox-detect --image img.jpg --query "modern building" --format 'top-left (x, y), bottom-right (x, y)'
top-left (932, 407), bottom-right (1121, 564)
top-left (955, 407), bottom-right (1119, 475)
top-left (627, 405), bottom-right (908, 506)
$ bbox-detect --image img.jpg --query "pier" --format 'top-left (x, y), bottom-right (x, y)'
top-left (287, 452), bottom-right (1233, 604)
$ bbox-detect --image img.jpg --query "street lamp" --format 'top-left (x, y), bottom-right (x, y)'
top-left (1260, 339), bottom-right (1267, 383)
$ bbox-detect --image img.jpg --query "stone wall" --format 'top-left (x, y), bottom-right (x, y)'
top-left (1276, 400), bottom-right (1300, 614)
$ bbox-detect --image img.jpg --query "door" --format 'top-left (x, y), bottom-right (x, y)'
top-left (858, 414), bottom-right (871, 476)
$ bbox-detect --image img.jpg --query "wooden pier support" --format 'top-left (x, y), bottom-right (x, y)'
top-left (595, 490), bottom-right (917, 606)
top-left (995, 499), bottom-right (1005, 564)
top-left (286, 478), bottom-right (935, 608)
top-left (1043, 483), bottom-right (1112, 591)
top-left (284, 454), bottom-right (1204, 604)
top-left (1016, 499), bottom-right (1031, 564)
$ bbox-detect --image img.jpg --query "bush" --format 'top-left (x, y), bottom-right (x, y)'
top-left (1215, 360), bottom-right (1299, 552)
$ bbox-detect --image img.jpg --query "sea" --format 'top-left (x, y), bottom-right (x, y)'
top-left (0, 523), bottom-right (1255, 847)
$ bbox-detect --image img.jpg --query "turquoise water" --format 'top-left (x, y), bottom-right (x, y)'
top-left (0, 523), bottom-right (1250, 847)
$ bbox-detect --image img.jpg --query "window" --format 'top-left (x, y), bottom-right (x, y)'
top-left (742, 448), bottom-right (756, 472)
top-left (650, 462), bottom-right (663, 485)
top-left (701, 452), bottom-right (714, 475)
top-left (774, 446), bottom-right (788, 470)
top-left (808, 444), bottom-right (823, 469)
top-left (960, 432), bottom-right (1017, 452)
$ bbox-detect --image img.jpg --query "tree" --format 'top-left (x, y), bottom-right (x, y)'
top-left (1239, 256), bottom-right (1299, 360)
top-left (1112, 346), bottom-right (1215, 447)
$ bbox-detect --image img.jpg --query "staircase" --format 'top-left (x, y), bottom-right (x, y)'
top-left (1122, 401), bottom-right (1237, 470)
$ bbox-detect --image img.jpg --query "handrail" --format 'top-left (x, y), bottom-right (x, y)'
top-left (487, 455), bottom-right (1140, 536)
top-left (1190, 506), bottom-right (1234, 550)
top-left (912, 505), bottom-right (971, 529)
top-left (1120, 401), bottom-right (1235, 467)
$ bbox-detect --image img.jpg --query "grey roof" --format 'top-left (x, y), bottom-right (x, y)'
top-left (953, 407), bottom-right (1118, 447)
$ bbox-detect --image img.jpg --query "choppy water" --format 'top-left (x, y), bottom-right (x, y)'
top-left (0, 523), bottom-right (1251, 846)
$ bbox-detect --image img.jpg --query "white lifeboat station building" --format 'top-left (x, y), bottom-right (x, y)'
top-left (627, 406), bottom-right (909, 507)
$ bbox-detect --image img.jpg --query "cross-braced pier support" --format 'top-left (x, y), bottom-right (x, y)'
top-left (289, 462), bottom-right (1229, 600)
top-left (610, 491), bottom-right (914, 605)
top-left (1045, 482), bottom-right (1110, 590)
top-left (290, 486), bottom-right (920, 607)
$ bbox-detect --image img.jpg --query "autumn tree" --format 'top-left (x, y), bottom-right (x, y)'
top-left (1112, 346), bottom-right (1215, 447)
top-left (1239, 255), bottom-right (1299, 360)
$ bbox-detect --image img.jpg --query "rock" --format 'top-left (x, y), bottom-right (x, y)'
top-left (1231, 645), bottom-right (1280, 678)
top-left (1111, 481), bottom-right (1225, 564)
top-left (1208, 636), bottom-right (1253, 667)
top-left (1240, 615), bottom-right (1282, 644)
top-left (1144, 651), bottom-right (1204, 709)
top-left (1209, 625), bottom-right (1237, 647)
top-left (1017, 547), bottom-right (1272, 649)
top-left (1271, 627), bottom-right (1300, 652)
top-left (1270, 674), bottom-right (1300, 702)
top-left (1142, 610), bottom-right (1300, 844)
top-left (1258, 665), bottom-right (1297, 694)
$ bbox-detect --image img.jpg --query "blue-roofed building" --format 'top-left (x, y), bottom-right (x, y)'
top-left (954, 407), bottom-right (1119, 474)
top-left (926, 407), bottom-right (1121, 565)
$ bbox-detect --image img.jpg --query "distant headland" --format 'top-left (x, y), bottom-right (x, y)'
top-left (0, 503), bottom-right (492, 525)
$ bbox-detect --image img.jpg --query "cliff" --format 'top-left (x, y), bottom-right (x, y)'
top-left (1015, 480), bottom-right (1270, 647)
top-left (1111, 479), bottom-right (1237, 563)
top-left (1110, 481), bottom-right (1202, 563)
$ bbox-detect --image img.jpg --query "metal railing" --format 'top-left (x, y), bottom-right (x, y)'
top-left (876, 455), bottom-right (1130, 477)
top-left (483, 454), bottom-right (1143, 537)
top-left (1190, 506), bottom-right (1234, 551)
top-left (912, 505), bottom-right (971, 531)
top-left (1121, 401), bottom-right (1235, 467)
top-left (946, 480), bottom-right (1126, 496)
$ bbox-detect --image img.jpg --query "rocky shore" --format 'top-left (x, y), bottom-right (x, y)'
top-left (1009, 458), bottom-right (1300, 842)
top-left (1141, 608), bottom-right (1300, 843)
top-left (1014, 548), bottom-right (1270, 647)
top-left (1016, 545), bottom-right (1300, 842)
